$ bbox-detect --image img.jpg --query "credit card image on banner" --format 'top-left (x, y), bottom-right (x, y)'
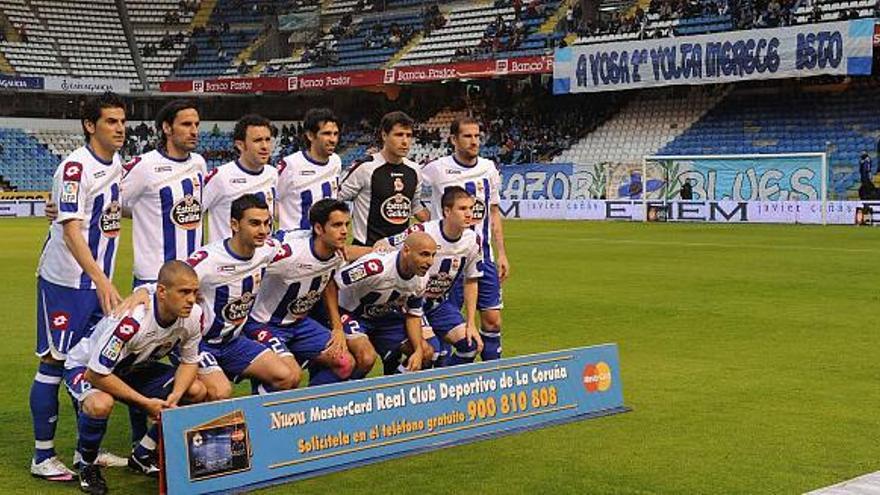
top-left (186, 410), bottom-right (252, 481)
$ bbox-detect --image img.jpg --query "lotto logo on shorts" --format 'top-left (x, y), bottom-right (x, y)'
top-left (50, 311), bottom-right (70, 331)
top-left (582, 362), bottom-right (612, 393)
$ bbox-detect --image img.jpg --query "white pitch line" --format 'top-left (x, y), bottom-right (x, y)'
top-left (805, 471), bottom-right (880, 494)
top-left (505, 235), bottom-right (878, 254)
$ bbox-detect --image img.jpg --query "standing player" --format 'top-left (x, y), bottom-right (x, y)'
top-left (118, 99), bottom-right (206, 449)
top-left (419, 116), bottom-right (510, 361)
top-left (276, 108), bottom-right (341, 231)
top-left (339, 111), bottom-right (425, 246)
top-left (336, 232), bottom-right (437, 375)
top-left (30, 92), bottom-right (127, 481)
top-left (186, 194), bottom-right (300, 399)
top-left (245, 199), bottom-right (358, 388)
top-left (203, 114), bottom-right (278, 243)
top-left (121, 99), bottom-right (207, 287)
top-left (63, 260), bottom-right (206, 495)
top-left (378, 186), bottom-right (484, 367)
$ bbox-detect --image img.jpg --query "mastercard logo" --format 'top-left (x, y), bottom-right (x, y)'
top-left (582, 362), bottom-right (612, 393)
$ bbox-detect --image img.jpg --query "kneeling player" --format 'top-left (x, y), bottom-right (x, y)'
top-left (63, 261), bottom-right (206, 494)
top-left (186, 194), bottom-right (300, 399)
top-left (336, 232), bottom-right (436, 375)
top-left (378, 186), bottom-right (483, 367)
top-left (244, 199), bottom-right (359, 388)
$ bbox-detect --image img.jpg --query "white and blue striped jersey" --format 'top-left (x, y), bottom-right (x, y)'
top-left (202, 160), bottom-right (278, 244)
top-left (276, 150), bottom-right (340, 231)
top-left (38, 146), bottom-right (122, 289)
top-left (335, 250), bottom-right (428, 321)
top-left (186, 238), bottom-right (286, 345)
top-left (420, 155), bottom-right (501, 261)
top-left (383, 220), bottom-right (482, 312)
top-left (249, 231), bottom-right (344, 327)
top-left (65, 298), bottom-right (202, 375)
top-left (121, 149), bottom-right (207, 282)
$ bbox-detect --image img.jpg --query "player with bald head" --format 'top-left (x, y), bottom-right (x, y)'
top-left (376, 185), bottom-right (484, 367)
top-left (63, 259), bottom-right (206, 493)
top-left (335, 230), bottom-right (436, 375)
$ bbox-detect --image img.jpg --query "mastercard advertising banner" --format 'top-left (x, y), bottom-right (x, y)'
top-left (161, 344), bottom-right (626, 494)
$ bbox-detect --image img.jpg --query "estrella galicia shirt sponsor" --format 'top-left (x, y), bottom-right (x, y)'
top-left (338, 152), bottom-right (424, 246)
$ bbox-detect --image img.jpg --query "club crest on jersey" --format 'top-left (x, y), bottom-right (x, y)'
top-left (171, 194), bottom-right (202, 230)
top-left (381, 194), bottom-right (411, 224)
top-left (341, 259), bottom-right (384, 284)
top-left (50, 311), bottom-right (70, 331)
top-left (255, 329), bottom-right (274, 343)
top-left (100, 201), bottom-right (122, 238)
top-left (114, 317), bottom-right (140, 341)
top-left (222, 292), bottom-right (255, 324)
top-left (472, 198), bottom-right (486, 220)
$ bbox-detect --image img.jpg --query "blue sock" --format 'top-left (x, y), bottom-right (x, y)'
top-left (132, 423), bottom-right (158, 459)
top-left (437, 340), bottom-right (451, 367)
top-left (382, 350), bottom-right (404, 375)
top-left (128, 407), bottom-right (148, 449)
top-left (427, 336), bottom-right (444, 368)
top-left (480, 329), bottom-right (502, 361)
top-left (308, 365), bottom-right (344, 386)
top-left (447, 337), bottom-right (479, 366)
top-left (251, 379), bottom-right (277, 395)
top-left (76, 414), bottom-right (108, 465)
top-left (30, 362), bottom-right (63, 463)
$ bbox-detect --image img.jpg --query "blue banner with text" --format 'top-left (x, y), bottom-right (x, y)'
top-left (161, 344), bottom-right (625, 494)
top-left (553, 19), bottom-right (875, 93)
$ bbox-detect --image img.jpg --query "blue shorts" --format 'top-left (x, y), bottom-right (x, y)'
top-left (448, 260), bottom-right (503, 311)
top-left (36, 277), bottom-right (103, 360)
top-left (342, 313), bottom-right (408, 358)
top-left (243, 317), bottom-right (331, 367)
top-left (199, 336), bottom-right (271, 382)
top-left (64, 362), bottom-right (175, 403)
top-left (424, 301), bottom-right (465, 338)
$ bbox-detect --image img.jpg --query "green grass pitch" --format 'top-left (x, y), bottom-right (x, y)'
top-left (1, 218), bottom-right (879, 494)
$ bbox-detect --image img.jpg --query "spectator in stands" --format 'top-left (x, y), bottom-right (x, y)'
top-left (809, 3), bottom-right (822, 23)
top-left (860, 151), bottom-right (874, 186)
top-left (18, 25), bottom-right (28, 42)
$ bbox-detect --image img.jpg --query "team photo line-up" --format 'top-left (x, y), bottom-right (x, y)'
top-left (29, 91), bottom-right (511, 495)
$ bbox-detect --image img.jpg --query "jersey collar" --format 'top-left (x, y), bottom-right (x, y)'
top-left (158, 148), bottom-right (191, 163)
top-left (235, 159), bottom-right (265, 176)
top-left (439, 220), bottom-right (461, 243)
top-left (310, 236), bottom-right (335, 262)
top-left (303, 150), bottom-right (329, 166)
top-left (85, 144), bottom-right (114, 166)
top-left (452, 154), bottom-right (478, 168)
top-left (223, 238), bottom-right (254, 261)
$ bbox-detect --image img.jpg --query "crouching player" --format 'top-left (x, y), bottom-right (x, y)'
top-left (244, 199), bottom-right (358, 388)
top-left (336, 232), bottom-right (437, 375)
top-left (377, 186), bottom-right (483, 367)
top-left (63, 260), bottom-right (207, 494)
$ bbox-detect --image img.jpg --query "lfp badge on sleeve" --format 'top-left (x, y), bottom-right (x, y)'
top-left (161, 344), bottom-right (628, 494)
